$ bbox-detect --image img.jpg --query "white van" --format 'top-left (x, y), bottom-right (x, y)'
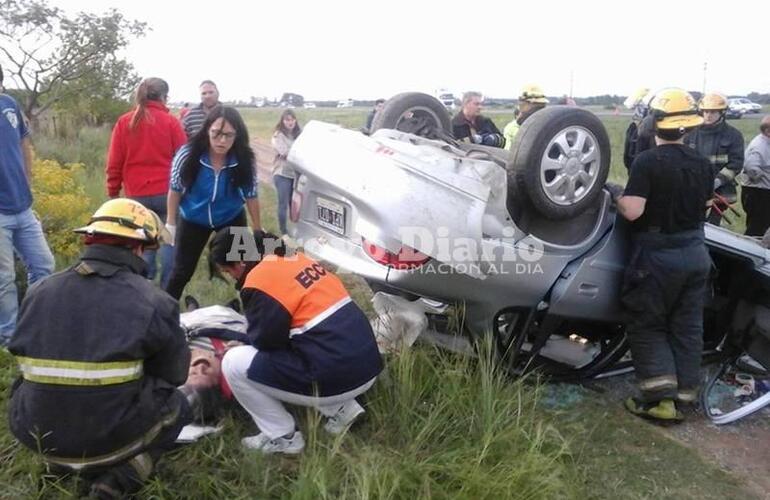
top-left (337, 99), bottom-right (354, 108)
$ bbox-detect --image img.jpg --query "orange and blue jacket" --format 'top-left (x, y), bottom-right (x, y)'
top-left (240, 252), bottom-right (383, 396)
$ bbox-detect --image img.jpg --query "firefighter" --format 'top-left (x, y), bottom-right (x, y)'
top-left (622, 87), bottom-right (656, 169)
top-left (503, 85), bottom-right (549, 149)
top-left (7, 199), bottom-right (191, 499)
top-left (607, 88), bottom-right (714, 422)
top-left (684, 92), bottom-right (744, 225)
top-left (208, 227), bottom-right (383, 454)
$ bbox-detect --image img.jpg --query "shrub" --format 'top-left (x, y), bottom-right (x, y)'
top-left (31, 158), bottom-right (93, 260)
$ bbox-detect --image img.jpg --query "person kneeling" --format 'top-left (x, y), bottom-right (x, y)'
top-left (7, 199), bottom-right (191, 499)
top-left (209, 227), bottom-right (384, 454)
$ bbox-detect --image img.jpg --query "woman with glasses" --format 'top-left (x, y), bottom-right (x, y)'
top-left (271, 109), bottom-right (302, 240)
top-left (165, 106), bottom-right (262, 299)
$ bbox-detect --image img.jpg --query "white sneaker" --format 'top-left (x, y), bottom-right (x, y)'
top-left (281, 234), bottom-right (298, 248)
top-left (241, 431), bottom-right (305, 455)
top-left (324, 400), bottom-right (365, 435)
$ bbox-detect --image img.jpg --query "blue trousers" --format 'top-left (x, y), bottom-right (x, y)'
top-left (274, 175), bottom-right (294, 235)
top-left (130, 194), bottom-right (174, 288)
top-left (0, 208), bottom-right (55, 344)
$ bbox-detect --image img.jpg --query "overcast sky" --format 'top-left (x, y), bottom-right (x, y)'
top-left (42, 0), bottom-right (769, 102)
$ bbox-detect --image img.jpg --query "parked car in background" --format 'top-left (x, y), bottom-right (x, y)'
top-left (337, 99), bottom-right (354, 108)
top-left (728, 98), bottom-right (762, 114)
top-left (304, 102), bottom-right (317, 109)
top-left (436, 89), bottom-right (457, 110)
top-left (725, 107), bottom-right (743, 120)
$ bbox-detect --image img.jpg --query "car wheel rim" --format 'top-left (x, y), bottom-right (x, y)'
top-left (395, 106), bottom-right (444, 131)
top-left (540, 126), bottom-right (601, 206)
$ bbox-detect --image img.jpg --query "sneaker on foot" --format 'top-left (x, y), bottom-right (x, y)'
top-left (324, 400), bottom-right (365, 435)
top-left (625, 397), bottom-right (684, 422)
top-left (281, 234), bottom-right (298, 248)
top-left (242, 431), bottom-right (304, 455)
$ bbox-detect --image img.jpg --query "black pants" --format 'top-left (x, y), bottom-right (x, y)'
top-left (741, 186), bottom-right (770, 237)
top-left (45, 389), bottom-right (191, 495)
top-left (165, 212), bottom-right (247, 300)
top-left (621, 230), bottom-right (711, 402)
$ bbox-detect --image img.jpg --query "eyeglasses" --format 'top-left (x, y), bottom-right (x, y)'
top-left (209, 129), bottom-right (236, 141)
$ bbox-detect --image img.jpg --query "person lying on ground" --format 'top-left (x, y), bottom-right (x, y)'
top-left (177, 302), bottom-right (250, 424)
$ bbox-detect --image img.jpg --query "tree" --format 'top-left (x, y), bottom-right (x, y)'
top-left (0, 0), bottom-right (147, 121)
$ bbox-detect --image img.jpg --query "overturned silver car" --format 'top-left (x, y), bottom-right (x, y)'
top-left (286, 93), bottom-right (770, 419)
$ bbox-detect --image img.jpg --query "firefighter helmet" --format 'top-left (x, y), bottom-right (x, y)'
top-left (649, 88), bottom-right (704, 130)
top-left (74, 198), bottom-right (169, 249)
top-left (699, 92), bottom-right (728, 111)
top-left (519, 85), bottom-right (549, 104)
top-left (624, 87), bottom-right (651, 109)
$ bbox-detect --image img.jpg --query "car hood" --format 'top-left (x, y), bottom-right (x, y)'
top-left (289, 121), bottom-right (510, 277)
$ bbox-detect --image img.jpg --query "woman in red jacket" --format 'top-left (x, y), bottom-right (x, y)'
top-left (106, 77), bottom-right (187, 286)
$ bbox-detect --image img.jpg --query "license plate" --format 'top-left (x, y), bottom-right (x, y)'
top-left (316, 197), bottom-right (346, 235)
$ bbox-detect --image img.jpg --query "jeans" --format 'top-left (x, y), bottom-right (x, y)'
top-left (274, 175), bottom-right (294, 235)
top-left (0, 208), bottom-right (55, 344)
top-left (130, 194), bottom-right (174, 288)
top-left (164, 211), bottom-right (247, 300)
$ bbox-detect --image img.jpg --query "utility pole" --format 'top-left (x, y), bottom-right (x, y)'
top-left (702, 61), bottom-right (708, 95)
top-left (569, 70), bottom-right (574, 98)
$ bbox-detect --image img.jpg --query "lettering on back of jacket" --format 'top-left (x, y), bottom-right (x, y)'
top-left (294, 263), bottom-right (328, 289)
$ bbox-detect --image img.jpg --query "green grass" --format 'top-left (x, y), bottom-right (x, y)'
top-left (3, 108), bottom-right (762, 499)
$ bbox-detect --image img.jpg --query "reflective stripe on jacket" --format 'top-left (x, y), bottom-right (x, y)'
top-left (684, 120), bottom-right (744, 176)
top-left (239, 252), bottom-right (383, 396)
top-left (8, 245), bottom-right (190, 460)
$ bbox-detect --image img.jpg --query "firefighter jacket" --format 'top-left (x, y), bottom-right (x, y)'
top-left (239, 252), bottom-right (383, 396)
top-left (685, 120), bottom-right (745, 180)
top-left (8, 244), bottom-right (190, 466)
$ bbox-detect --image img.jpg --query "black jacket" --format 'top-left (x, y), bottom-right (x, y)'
top-left (623, 115), bottom-right (656, 169)
top-left (8, 245), bottom-right (190, 460)
top-left (451, 112), bottom-right (502, 142)
top-left (684, 120), bottom-right (744, 176)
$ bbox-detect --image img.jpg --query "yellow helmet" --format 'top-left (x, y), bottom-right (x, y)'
top-left (649, 88), bottom-right (704, 130)
top-left (624, 87), bottom-right (651, 109)
top-left (74, 198), bottom-right (169, 249)
top-left (519, 84), bottom-right (549, 104)
top-left (699, 92), bottom-right (728, 111)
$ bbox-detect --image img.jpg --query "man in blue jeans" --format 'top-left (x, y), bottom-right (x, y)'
top-left (0, 64), bottom-right (55, 346)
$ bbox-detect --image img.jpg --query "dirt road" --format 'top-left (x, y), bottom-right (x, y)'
top-left (251, 137), bottom-right (276, 185)
top-left (589, 371), bottom-right (770, 499)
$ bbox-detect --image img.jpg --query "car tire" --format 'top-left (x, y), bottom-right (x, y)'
top-left (508, 106), bottom-right (611, 220)
top-left (371, 92), bottom-right (452, 137)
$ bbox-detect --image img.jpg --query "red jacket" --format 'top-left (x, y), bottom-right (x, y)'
top-left (106, 101), bottom-right (187, 197)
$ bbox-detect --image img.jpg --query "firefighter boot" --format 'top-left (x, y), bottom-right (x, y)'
top-left (624, 397), bottom-right (684, 423)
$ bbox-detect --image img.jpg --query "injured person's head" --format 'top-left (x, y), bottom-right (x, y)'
top-left (178, 303), bottom-right (249, 423)
top-left (187, 340), bottom-right (223, 390)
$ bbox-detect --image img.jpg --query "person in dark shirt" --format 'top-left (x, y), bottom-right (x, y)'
top-left (364, 98), bottom-right (385, 133)
top-left (451, 91), bottom-right (505, 148)
top-left (622, 88), bottom-right (656, 170)
top-left (606, 88), bottom-right (714, 422)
